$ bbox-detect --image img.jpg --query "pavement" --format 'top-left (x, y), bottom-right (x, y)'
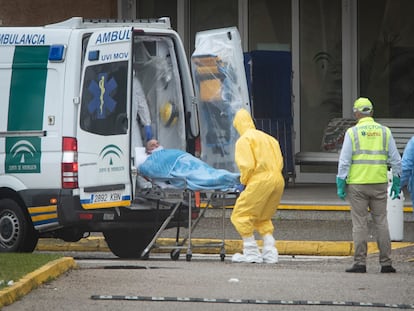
top-left (1, 183), bottom-right (413, 308)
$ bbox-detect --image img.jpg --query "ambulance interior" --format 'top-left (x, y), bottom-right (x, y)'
top-left (131, 35), bottom-right (186, 152)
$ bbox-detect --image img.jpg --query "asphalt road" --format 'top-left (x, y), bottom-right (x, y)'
top-left (3, 246), bottom-right (414, 311)
top-left (2, 183), bottom-right (413, 310)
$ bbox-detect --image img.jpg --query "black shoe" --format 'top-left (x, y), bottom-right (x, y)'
top-left (345, 264), bottom-right (366, 273)
top-left (380, 265), bottom-right (396, 273)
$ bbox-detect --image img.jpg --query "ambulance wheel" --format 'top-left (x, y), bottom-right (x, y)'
top-left (103, 229), bottom-right (153, 259)
top-left (0, 198), bottom-right (38, 253)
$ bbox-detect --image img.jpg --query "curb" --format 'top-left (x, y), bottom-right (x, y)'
top-left (0, 257), bottom-right (77, 308)
top-left (35, 237), bottom-right (414, 257)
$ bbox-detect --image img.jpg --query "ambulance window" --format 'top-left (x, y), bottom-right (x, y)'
top-left (80, 61), bottom-right (128, 135)
top-left (81, 34), bottom-right (91, 66)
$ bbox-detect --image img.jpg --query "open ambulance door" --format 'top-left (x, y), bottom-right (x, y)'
top-left (131, 32), bottom-right (190, 152)
top-left (130, 30), bottom-right (198, 198)
top-left (191, 27), bottom-right (250, 173)
top-left (77, 27), bottom-right (133, 210)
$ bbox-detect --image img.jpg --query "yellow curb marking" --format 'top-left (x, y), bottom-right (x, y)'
top-left (201, 203), bottom-right (413, 212)
top-left (36, 238), bottom-right (413, 258)
top-left (0, 257), bottom-right (77, 308)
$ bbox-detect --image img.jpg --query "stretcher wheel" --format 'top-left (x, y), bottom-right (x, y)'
top-left (186, 254), bottom-right (192, 261)
top-left (170, 249), bottom-right (180, 260)
top-left (220, 247), bottom-right (226, 261)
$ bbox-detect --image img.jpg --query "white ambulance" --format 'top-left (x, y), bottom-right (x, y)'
top-left (0, 18), bottom-right (249, 258)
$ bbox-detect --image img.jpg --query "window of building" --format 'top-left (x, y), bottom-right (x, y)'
top-left (358, 0), bottom-right (414, 118)
top-left (136, 0), bottom-right (178, 30)
top-left (248, 0), bottom-right (291, 51)
top-left (299, 0), bottom-right (342, 168)
top-left (189, 0), bottom-right (238, 52)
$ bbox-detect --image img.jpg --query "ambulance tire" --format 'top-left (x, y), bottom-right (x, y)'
top-left (0, 198), bottom-right (38, 253)
top-left (103, 228), bottom-right (154, 259)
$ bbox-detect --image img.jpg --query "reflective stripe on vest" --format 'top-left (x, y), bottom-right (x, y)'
top-left (347, 119), bottom-right (389, 184)
top-left (351, 126), bottom-right (388, 165)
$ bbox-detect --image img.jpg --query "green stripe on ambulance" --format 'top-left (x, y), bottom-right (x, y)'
top-left (5, 46), bottom-right (49, 174)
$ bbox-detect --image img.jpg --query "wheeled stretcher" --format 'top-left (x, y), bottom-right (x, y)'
top-left (138, 178), bottom-right (238, 261)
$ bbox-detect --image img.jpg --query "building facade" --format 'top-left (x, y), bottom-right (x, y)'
top-left (1, 0), bottom-right (413, 183)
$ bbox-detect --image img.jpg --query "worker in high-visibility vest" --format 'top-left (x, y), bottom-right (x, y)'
top-left (336, 97), bottom-right (401, 273)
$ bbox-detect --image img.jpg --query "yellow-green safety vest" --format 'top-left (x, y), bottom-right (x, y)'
top-left (347, 117), bottom-right (390, 184)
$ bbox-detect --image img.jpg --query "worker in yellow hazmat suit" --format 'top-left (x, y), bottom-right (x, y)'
top-left (231, 108), bottom-right (285, 263)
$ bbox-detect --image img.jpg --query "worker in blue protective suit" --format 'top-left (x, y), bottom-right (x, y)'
top-left (336, 97), bottom-right (401, 273)
top-left (401, 136), bottom-right (414, 207)
top-left (231, 108), bottom-right (285, 263)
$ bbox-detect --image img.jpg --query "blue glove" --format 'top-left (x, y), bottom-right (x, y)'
top-left (336, 177), bottom-right (346, 200)
top-left (390, 176), bottom-right (401, 200)
top-left (235, 184), bottom-right (245, 193)
top-left (144, 125), bottom-right (152, 141)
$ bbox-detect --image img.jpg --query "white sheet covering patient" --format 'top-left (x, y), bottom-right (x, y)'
top-left (136, 139), bottom-right (240, 191)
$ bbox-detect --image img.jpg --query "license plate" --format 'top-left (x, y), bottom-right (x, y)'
top-left (92, 192), bottom-right (122, 203)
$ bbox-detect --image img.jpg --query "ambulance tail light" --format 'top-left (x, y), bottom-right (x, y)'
top-left (62, 137), bottom-right (79, 189)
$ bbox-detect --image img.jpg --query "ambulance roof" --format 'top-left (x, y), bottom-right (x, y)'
top-left (44, 17), bottom-right (171, 30)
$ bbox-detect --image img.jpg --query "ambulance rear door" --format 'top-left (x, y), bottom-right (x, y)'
top-left (191, 27), bottom-right (250, 173)
top-left (77, 27), bottom-right (133, 210)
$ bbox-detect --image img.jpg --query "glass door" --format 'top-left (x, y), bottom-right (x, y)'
top-left (295, 0), bottom-right (343, 182)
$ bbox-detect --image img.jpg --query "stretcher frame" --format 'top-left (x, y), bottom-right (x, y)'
top-left (138, 177), bottom-right (238, 261)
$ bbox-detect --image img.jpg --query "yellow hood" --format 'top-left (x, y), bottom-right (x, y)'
top-left (233, 108), bottom-right (255, 135)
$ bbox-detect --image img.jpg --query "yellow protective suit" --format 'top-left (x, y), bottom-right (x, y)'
top-left (231, 109), bottom-right (285, 238)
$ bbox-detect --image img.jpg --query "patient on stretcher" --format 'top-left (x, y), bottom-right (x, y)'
top-left (136, 139), bottom-right (240, 191)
